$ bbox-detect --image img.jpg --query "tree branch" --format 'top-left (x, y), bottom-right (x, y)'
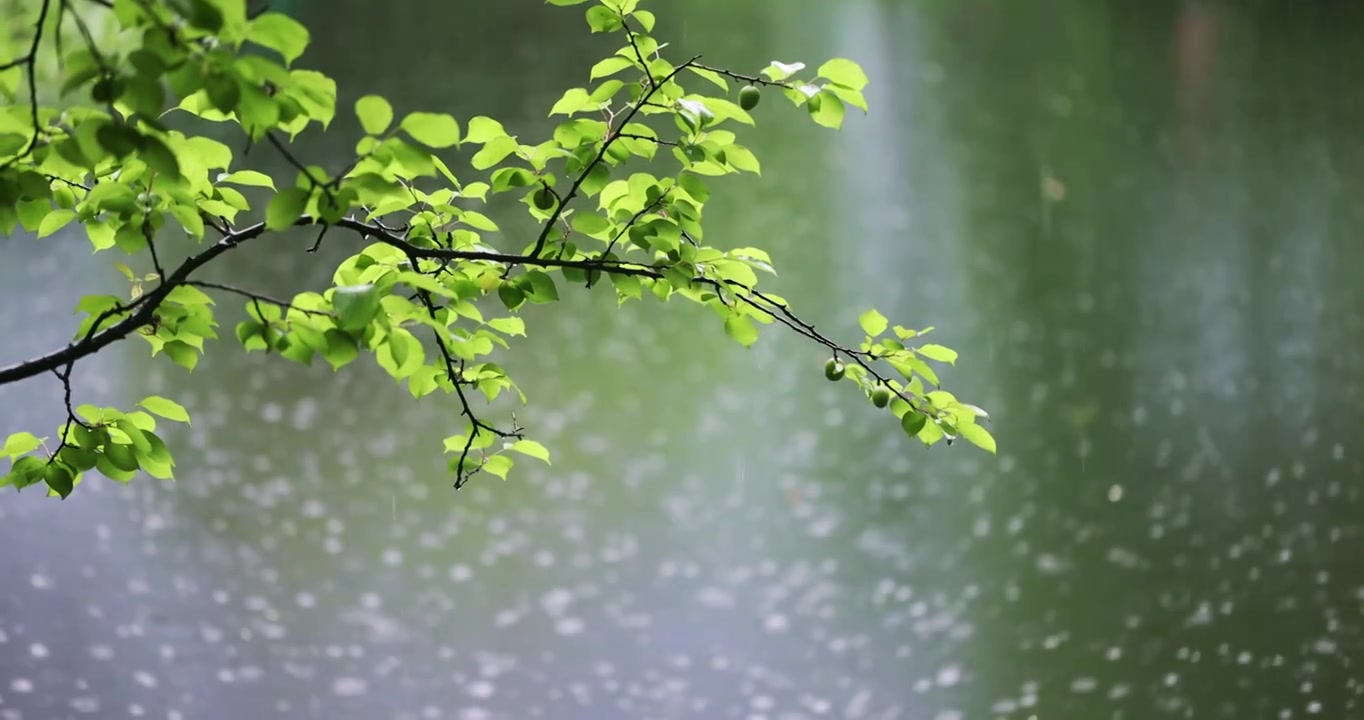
top-left (0, 215), bottom-right (659, 388)
top-left (692, 62), bottom-right (794, 89)
top-left (0, 219), bottom-right (270, 386)
top-left (0, 0), bottom-right (53, 172)
top-left (185, 281), bottom-right (333, 316)
top-left (525, 46), bottom-right (703, 260)
top-left (410, 289), bottom-right (522, 488)
top-left (0, 213), bottom-right (903, 425)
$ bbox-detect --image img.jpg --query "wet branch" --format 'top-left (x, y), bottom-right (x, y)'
top-left (410, 289), bottom-right (523, 488)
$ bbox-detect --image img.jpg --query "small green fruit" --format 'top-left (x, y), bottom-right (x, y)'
top-left (871, 387), bottom-right (891, 408)
top-left (533, 187), bottom-right (555, 211)
top-left (738, 85), bottom-right (761, 111)
top-left (91, 77), bottom-right (121, 104)
top-left (824, 358), bottom-right (845, 381)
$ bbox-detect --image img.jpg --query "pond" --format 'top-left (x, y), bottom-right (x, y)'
top-left (2, 0), bottom-right (1363, 717)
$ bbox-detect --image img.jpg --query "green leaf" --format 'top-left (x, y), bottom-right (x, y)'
top-left (2, 456), bottom-right (43, 490)
top-left (401, 112), bottom-right (461, 148)
top-left (136, 431), bottom-right (175, 479)
top-left (918, 419), bottom-right (947, 446)
top-left (491, 167), bottom-right (536, 193)
top-left (379, 327), bottom-right (424, 378)
top-left (497, 283), bottom-right (525, 310)
top-left (960, 422), bottom-right (996, 454)
top-left (723, 144), bottom-right (760, 174)
top-left (321, 329), bottom-right (359, 370)
top-left (818, 58), bottom-right (869, 90)
top-left (762, 60), bottom-right (806, 82)
top-left (249, 12), bottom-right (310, 65)
top-left (37, 209), bottom-right (76, 239)
top-left (120, 75), bottom-right (166, 118)
top-left (464, 116), bottom-right (507, 144)
top-left (169, 204), bottom-right (206, 239)
top-left (522, 271), bottom-right (559, 302)
top-left (408, 366), bottom-right (440, 398)
top-left (687, 66), bottom-right (729, 92)
top-left (482, 454), bottom-right (514, 480)
top-left (826, 84), bottom-right (869, 113)
top-left (162, 340), bottom-right (200, 370)
top-left (547, 0), bottom-right (590, 4)
top-left (471, 136), bottom-right (518, 170)
top-left (809, 91), bottom-right (846, 129)
top-left (237, 84), bottom-right (281, 138)
top-left (1, 432), bottom-right (44, 459)
top-left (678, 174), bottom-right (709, 202)
top-left (187, 0), bottom-right (224, 31)
top-left (859, 309), bottom-right (888, 337)
top-left (138, 395), bottom-right (191, 425)
top-left (218, 170), bottom-right (275, 189)
top-left (355, 94), bottom-right (393, 135)
top-left (589, 79), bottom-right (624, 104)
top-left (102, 441), bottom-right (141, 473)
top-left (585, 5), bottom-right (623, 32)
top-left (916, 344), bottom-right (959, 365)
top-left (266, 186), bottom-right (309, 229)
top-left (510, 439), bottom-right (551, 464)
top-left (332, 284), bottom-right (382, 331)
top-left (166, 284), bottom-right (215, 306)
top-left (962, 404), bottom-right (990, 420)
top-left (550, 88), bottom-right (592, 116)
top-left (901, 411), bottom-right (927, 438)
top-left (44, 463), bottom-right (76, 498)
top-left (724, 315), bottom-right (758, 348)
top-left (610, 272), bottom-right (641, 300)
top-left (590, 56), bottom-right (636, 79)
top-left (571, 212), bottom-right (610, 236)
top-left (95, 123), bottom-right (143, 157)
top-left (488, 317), bottom-right (526, 336)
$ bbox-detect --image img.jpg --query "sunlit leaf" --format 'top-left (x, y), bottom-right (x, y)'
top-left (355, 95), bottom-right (393, 135)
top-left (138, 396), bottom-right (191, 425)
top-left (249, 12), bottom-right (310, 65)
top-left (401, 112), bottom-right (461, 148)
top-left (859, 309), bottom-right (888, 337)
top-left (817, 58), bottom-right (869, 90)
top-left (509, 439), bottom-right (551, 464)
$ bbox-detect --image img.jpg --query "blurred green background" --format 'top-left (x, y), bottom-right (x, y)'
top-left (2, 0), bottom-right (1363, 717)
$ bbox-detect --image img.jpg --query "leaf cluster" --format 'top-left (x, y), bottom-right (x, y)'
top-left (0, 0), bottom-right (992, 498)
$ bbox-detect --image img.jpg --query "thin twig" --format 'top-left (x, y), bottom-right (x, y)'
top-left (602, 189), bottom-right (670, 257)
top-left (526, 44), bottom-right (703, 259)
top-left (411, 290), bottom-right (522, 489)
top-left (0, 0), bottom-right (54, 171)
top-left (307, 225), bottom-right (328, 252)
top-left (692, 62), bottom-right (795, 90)
top-left (614, 132), bottom-right (678, 147)
top-left (622, 21), bottom-right (655, 91)
top-left (142, 217), bottom-right (165, 279)
top-left (46, 362), bottom-right (87, 468)
top-left (185, 281), bottom-right (333, 316)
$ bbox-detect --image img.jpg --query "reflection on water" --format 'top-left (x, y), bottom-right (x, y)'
top-left (3, 0), bottom-right (1364, 718)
